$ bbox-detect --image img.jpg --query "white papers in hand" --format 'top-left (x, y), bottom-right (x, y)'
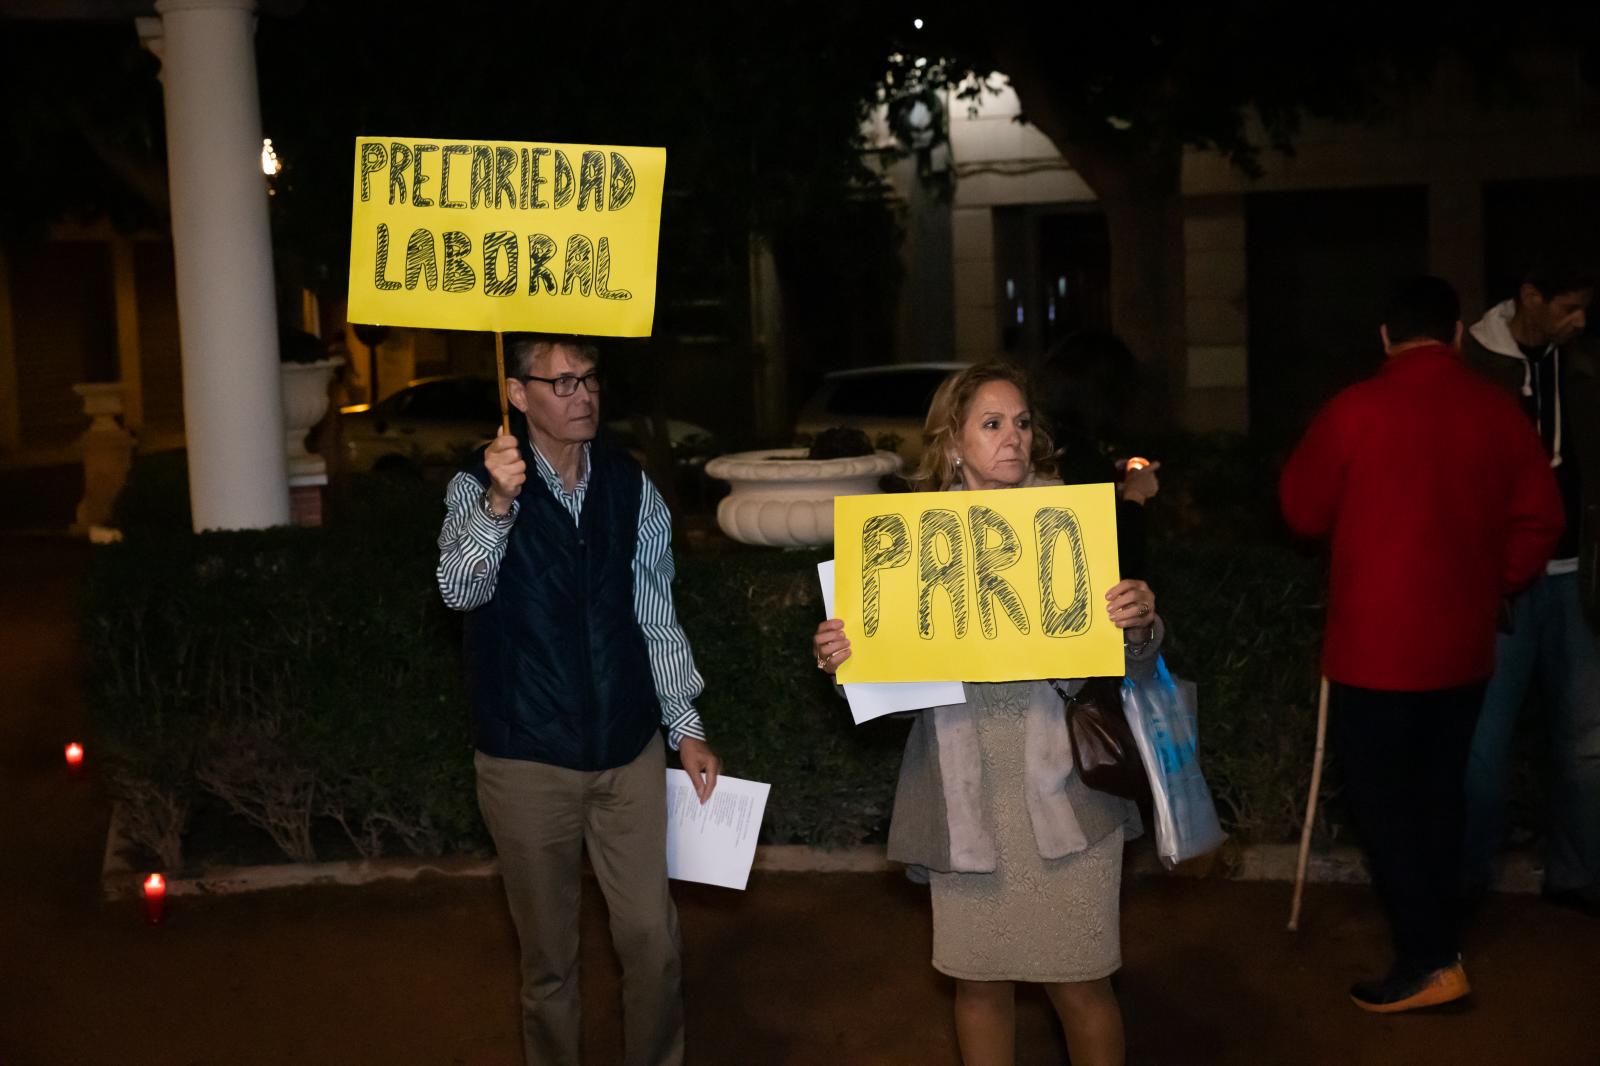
top-left (818, 560), bottom-right (966, 725)
top-left (664, 770), bottom-right (770, 891)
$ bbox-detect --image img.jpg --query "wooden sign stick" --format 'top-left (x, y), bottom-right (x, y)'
top-left (494, 331), bottom-right (511, 437)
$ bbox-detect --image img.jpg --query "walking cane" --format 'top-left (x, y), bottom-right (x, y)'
top-left (1287, 676), bottom-right (1330, 932)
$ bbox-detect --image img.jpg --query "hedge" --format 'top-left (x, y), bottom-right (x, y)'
top-left (87, 450), bottom-right (1348, 871)
top-left (87, 467), bottom-right (483, 869)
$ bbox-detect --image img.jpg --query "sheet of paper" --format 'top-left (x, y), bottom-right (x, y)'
top-left (819, 560), bottom-right (965, 724)
top-left (665, 770), bottom-right (769, 891)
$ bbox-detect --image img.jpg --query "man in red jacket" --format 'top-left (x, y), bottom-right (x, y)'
top-left (1281, 275), bottom-right (1564, 1013)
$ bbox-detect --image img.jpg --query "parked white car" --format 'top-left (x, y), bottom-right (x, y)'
top-left (792, 362), bottom-right (966, 464)
top-left (339, 376), bottom-right (498, 475)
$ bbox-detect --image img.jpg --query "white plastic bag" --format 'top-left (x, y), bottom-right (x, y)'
top-left (1122, 656), bottom-right (1227, 868)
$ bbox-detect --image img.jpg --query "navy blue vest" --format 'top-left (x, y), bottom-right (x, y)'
top-left (461, 435), bottom-right (661, 770)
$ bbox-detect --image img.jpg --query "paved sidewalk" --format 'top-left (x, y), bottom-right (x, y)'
top-left (4, 539), bottom-right (1598, 1065)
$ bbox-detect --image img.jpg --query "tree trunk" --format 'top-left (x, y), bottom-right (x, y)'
top-left (989, 49), bottom-right (1189, 428)
top-left (1088, 152), bottom-right (1187, 432)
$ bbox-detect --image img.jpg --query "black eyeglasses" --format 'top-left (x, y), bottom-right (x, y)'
top-left (517, 370), bottom-right (601, 397)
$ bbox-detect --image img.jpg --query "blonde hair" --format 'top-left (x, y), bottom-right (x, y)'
top-left (909, 361), bottom-right (1056, 489)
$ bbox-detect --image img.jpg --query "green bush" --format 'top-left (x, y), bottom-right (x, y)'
top-left (87, 445), bottom-right (1346, 871)
top-left (674, 548), bottom-right (908, 847)
top-left (88, 461), bottom-right (908, 868)
top-left (87, 469), bottom-right (485, 870)
top-left (1147, 536), bottom-right (1336, 843)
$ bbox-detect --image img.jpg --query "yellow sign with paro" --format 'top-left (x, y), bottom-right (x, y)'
top-left (833, 484), bottom-right (1126, 684)
top-left (347, 137), bottom-right (665, 336)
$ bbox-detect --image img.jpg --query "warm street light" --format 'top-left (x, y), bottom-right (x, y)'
top-left (261, 137), bottom-right (282, 177)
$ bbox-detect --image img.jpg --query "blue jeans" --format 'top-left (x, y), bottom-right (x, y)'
top-left (1463, 572), bottom-right (1600, 895)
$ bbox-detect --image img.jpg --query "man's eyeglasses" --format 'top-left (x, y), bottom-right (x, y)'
top-left (517, 370), bottom-right (601, 397)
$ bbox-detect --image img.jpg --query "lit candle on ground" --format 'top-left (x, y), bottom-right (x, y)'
top-left (142, 873), bottom-right (166, 924)
top-left (64, 742), bottom-right (84, 774)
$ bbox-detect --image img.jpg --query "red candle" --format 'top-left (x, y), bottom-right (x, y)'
top-left (64, 743), bottom-right (84, 774)
top-left (142, 873), bottom-right (166, 924)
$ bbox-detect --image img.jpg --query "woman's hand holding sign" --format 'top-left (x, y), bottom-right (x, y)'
top-left (484, 432), bottom-right (525, 515)
top-left (1105, 579), bottom-right (1156, 644)
top-left (813, 618), bottom-right (851, 676)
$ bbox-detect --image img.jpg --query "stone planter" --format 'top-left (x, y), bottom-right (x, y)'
top-left (71, 382), bottom-right (134, 534)
top-left (704, 448), bottom-right (901, 547)
top-left (279, 358), bottom-right (343, 482)
top-left (73, 381), bottom-right (127, 430)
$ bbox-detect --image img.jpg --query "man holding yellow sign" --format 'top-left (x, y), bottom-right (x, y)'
top-left (364, 135), bottom-right (711, 1065)
top-left (813, 362), bottom-right (1161, 1066)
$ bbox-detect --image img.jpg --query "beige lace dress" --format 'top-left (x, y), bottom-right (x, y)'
top-left (927, 680), bottom-right (1128, 983)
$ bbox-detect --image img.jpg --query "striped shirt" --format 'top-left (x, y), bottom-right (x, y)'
top-left (435, 442), bottom-right (706, 748)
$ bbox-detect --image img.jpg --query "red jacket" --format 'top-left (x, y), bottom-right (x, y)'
top-left (1280, 343), bottom-right (1564, 691)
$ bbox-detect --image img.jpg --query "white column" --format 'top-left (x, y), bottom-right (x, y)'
top-left (153, 0), bottom-right (288, 530)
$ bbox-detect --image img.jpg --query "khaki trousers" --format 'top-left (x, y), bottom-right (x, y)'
top-left (475, 734), bottom-right (683, 1066)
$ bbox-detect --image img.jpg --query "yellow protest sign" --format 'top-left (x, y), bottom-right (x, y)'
top-left (833, 484), bottom-right (1125, 684)
top-left (346, 137), bottom-right (665, 336)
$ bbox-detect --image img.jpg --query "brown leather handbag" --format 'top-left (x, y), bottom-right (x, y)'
top-left (1052, 677), bottom-right (1151, 802)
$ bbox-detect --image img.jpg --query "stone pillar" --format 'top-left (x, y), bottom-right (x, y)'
top-left (149, 0), bottom-right (289, 531)
top-left (279, 358), bottom-right (341, 528)
top-left (72, 383), bottom-right (135, 535)
top-left (950, 206), bottom-right (997, 363)
top-left (1182, 195), bottom-right (1250, 433)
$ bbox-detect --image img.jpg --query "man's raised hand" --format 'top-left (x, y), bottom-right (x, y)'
top-left (485, 432), bottom-right (525, 514)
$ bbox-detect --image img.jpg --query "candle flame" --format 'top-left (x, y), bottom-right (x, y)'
top-left (65, 743), bottom-right (84, 761)
top-left (144, 873), bottom-right (165, 892)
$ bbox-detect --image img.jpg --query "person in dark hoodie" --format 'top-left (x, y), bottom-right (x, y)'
top-left (1461, 258), bottom-right (1600, 917)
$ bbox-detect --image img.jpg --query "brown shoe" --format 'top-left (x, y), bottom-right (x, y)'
top-left (1350, 962), bottom-right (1471, 1013)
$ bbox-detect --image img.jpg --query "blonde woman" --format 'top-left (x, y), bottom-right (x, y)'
top-left (812, 362), bottom-right (1161, 1066)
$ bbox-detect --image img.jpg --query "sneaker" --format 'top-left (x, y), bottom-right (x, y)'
top-left (1350, 962), bottom-right (1471, 1014)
